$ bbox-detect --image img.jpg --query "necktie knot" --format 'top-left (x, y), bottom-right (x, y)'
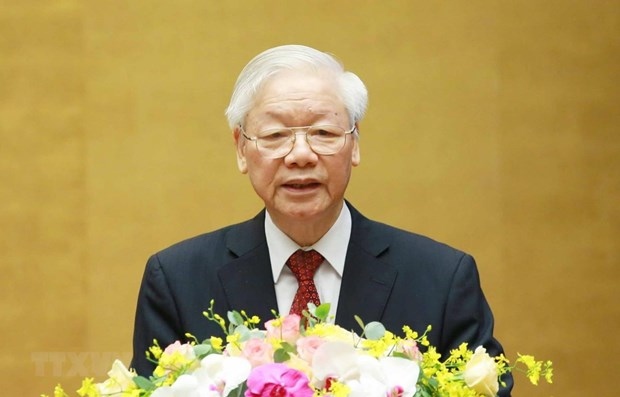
top-left (286, 249), bottom-right (323, 281)
top-left (286, 249), bottom-right (323, 315)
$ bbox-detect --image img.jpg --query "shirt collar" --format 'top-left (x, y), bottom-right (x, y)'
top-left (265, 203), bottom-right (352, 282)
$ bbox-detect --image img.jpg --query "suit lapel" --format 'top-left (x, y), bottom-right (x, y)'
top-left (336, 203), bottom-right (398, 332)
top-left (217, 246), bottom-right (278, 322)
top-left (217, 211), bottom-right (279, 322)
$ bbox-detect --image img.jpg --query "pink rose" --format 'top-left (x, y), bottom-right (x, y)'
top-left (241, 338), bottom-right (274, 368)
top-left (245, 363), bottom-right (314, 397)
top-left (396, 339), bottom-right (422, 361)
top-left (295, 336), bottom-right (326, 363)
top-left (162, 341), bottom-right (195, 360)
top-left (265, 315), bottom-right (302, 344)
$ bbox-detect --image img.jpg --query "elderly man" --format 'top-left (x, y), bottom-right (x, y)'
top-left (130, 44), bottom-right (512, 395)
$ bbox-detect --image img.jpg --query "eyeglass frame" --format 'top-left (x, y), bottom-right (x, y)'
top-left (239, 124), bottom-right (358, 159)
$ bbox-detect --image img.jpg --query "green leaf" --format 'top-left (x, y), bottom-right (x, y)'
top-left (415, 388), bottom-right (432, 397)
top-left (274, 348), bottom-right (291, 363)
top-left (133, 376), bottom-right (156, 391)
top-left (279, 341), bottom-right (296, 353)
top-left (233, 325), bottom-right (251, 341)
top-left (247, 329), bottom-right (266, 340)
top-left (354, 315), bottom-right (365, 332)
top-left (314, 303), bottom-right (331, 321)
top-left (193, 344), bottom-right (213, 358)
top-left (364, 321), bottom-right (386, 340)
top-left (228, 382), bottom-right (248, 397)
top-left (228, 311), bottom-right (244, 327)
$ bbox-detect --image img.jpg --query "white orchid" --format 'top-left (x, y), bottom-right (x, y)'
top-left (347, 355), bottom-right (419, 397)
top-left (311, 341), bottom-right (419, 397)
top-left (311, 341), bottom-right (360, 387)
top-left (150, 355), bottom-right (251, 397)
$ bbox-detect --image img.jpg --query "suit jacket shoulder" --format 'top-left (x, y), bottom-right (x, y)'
top-left (347, 202), bottom-right (469, 281)
top-left (153, 210), bottom-right (267, 273)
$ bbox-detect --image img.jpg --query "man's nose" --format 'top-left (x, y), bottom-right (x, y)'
top-left (285, 131), bottom-right (318, 164)
top-left (291, 131), bottom-right (313, 150)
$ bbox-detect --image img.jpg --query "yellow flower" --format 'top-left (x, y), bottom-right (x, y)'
top-left (226, 333), bottom-right (240, 345)
top-left (76, 378), bottom-right (99, 397)
top-left (304, 323), bottom-right (355, 342)
top-left (153, 365), bottom-right (167, 378)
top-left (213, 313), bottom-right (226, 329)
top-left (153, 343), bottom-right (197, 381)
top-left (544, 361), bottom-right (554, 384)
top-left (361, 331), bottom-right (398, 357)
top-left (402, 325), bottom-right (418, 339)
top-left (420, 346), bottom-right (443, 380)
top-left (50, 384), bottom-right (68, 397)
top-left (148, 340), bottom-right (163, 360)
top-left (210, 336), bottom-right (223, 352)
top-left (420, 325), bottom-right (432, 346)
top-left (270, 317), bottom-right (284, 327)
top-left (448, 342), bottom-right (472, 363)
top-left (517, 354), bottom-right (544, 385)
top-left (423, 346), bottom-right (442, 365)
top-left (268, 337), bottom-right (284, 350)
top-left (440, 381), bottom-right (479, 397)
top-left (495, 353), bottom-right (510, 366)
top-left (327, 380), bottom-right (350, 397)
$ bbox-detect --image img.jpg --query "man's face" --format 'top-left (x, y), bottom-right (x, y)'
top-left (234, 68), bottom-right (360, 228)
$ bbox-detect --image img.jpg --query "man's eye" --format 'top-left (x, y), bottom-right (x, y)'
top-left (261, 131), bottom-right (289, 141)
top-left (312, 129), bottom-right (339, 137)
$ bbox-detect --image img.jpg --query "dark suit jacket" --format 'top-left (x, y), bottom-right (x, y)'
top-left (130, 202), bottom-right (512, 395)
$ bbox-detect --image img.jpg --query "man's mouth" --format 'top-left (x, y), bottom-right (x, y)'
top-left (283, 182), bottom-right (321, 190)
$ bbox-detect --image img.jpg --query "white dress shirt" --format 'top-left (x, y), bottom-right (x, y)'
top-left (265, 203), bottom-right (352, 321)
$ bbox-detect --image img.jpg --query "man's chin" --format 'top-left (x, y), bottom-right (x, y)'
top-left (271, 200), bottom-right (343, 223)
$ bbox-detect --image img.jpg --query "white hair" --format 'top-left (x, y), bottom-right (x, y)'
top-left (225, 45), bottom-right (368, 129)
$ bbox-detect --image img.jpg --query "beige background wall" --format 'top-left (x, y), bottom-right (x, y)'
top-left (1, 1), bottom-right (618, 396)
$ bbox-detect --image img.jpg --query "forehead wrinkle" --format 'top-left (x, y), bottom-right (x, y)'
top-left (259, 108), bottom-right (341, 127)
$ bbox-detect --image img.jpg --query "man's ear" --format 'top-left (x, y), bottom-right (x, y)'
top-left (351, 122), bottom-right (361, 166)
top-left (233, 127), bottom-right (248, 174)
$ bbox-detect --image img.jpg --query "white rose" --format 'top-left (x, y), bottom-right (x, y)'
top-left (463, 346), bottom-right (499, 397)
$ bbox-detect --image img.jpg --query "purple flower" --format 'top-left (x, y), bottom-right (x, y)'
top-left (244, 363), bottom-right (313, 397)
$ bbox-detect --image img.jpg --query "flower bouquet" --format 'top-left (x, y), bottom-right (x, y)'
top-left (45, 302), bottom-right (552, 397)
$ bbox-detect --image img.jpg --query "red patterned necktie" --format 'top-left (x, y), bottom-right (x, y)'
top-left (286, 249), bottom-right (324, 316)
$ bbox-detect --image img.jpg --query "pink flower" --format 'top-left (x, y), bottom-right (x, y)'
top-left (241, 338), bottom-right (274, 368)
top-left (163, 341), bottom-right (195, 359)
top-left (245, 363), bottom-right (314, 397)
top-left (296, 336), bottom-right (326, 363)
top-left (265, 315), bottom-right (302, 344)
top-left (396, 339), bottom-right (422, 362)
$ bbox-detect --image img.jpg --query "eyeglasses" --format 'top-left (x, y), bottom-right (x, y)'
top-left (240, 125), bottom-right (358, 158)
